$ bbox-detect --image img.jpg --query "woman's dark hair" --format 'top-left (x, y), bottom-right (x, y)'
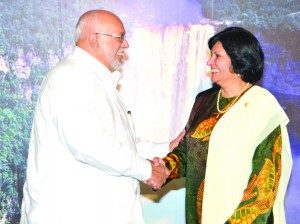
top-left (208, 27), bottom-right (264, 83)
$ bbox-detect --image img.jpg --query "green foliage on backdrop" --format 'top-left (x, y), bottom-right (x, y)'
top-left (0, 75), bottom-right (34, 222)
top-left (200, 0), bottom-right (300, 30)
top-left (0, 0), bottom-right (66, 221)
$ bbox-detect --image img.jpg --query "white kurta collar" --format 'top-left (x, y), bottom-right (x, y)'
top-left (72, 46), bottom-right (122, 89)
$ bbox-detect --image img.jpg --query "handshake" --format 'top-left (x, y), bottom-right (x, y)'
top-left (144, 157), bottom-right (169, 190)
top-left (144, 129), bottom-right (186, 190)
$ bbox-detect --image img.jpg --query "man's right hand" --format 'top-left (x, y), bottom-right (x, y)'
top-left (145, 159), bottom-right (169, 190)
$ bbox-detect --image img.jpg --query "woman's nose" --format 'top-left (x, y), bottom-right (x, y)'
top-left (207, 57), bottom-right (212, 66)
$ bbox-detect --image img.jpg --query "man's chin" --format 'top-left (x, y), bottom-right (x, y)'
top-left (111, 60), bottom-right (123, 71)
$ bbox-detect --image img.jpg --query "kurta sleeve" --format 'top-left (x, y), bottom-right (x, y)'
top-left (226, 125), bottom-right (282, 224)
top-left (136, 140), bottom-right (170, 160)
top-left (49, 66), bottom-right (151, 181)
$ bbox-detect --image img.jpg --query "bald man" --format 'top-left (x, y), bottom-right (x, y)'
top-left (20, 10), bottom-right (169, 224)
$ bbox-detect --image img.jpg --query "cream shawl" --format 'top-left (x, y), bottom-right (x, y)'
top-left (202, 86), bottom-right (293, 224)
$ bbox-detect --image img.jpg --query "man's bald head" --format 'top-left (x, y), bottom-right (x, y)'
top-left (75, 10), bottom-right (122, 43)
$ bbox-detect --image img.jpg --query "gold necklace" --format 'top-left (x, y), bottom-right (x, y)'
top-left (217, 82), bottom-right (249, 114)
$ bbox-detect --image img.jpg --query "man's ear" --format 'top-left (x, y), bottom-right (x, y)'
top-left (88, 33), bottom-right (99, 49)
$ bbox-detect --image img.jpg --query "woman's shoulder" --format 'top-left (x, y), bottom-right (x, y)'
top-left (195, 84), bottom-right (220, 99)
top-left (247, 86), bottom-right (286, 114)
top-left (249, 85), bottom-right (276, 100)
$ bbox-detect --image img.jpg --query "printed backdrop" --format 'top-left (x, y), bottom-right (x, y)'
top-left (0, 0), bottom-right (299, 223)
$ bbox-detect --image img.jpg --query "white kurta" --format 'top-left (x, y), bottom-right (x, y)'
top-left (20, 47), bottom-right (153, 224)
top-left (202, 86), bottom-right (293, 224)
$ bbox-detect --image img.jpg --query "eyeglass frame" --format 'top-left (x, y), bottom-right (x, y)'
top-left (95, 33), bottom-right (126, 42)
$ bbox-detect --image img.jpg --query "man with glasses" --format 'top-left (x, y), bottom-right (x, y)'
top-left (20, 9), bottom-right (170, 224)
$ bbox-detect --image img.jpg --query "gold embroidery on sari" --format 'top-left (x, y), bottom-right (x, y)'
top-left (196, 180), bottom-right (205, 224)
top-left (228, 134), bottom-right (282, 223)
top-left (191, 116), bottom-right (218, 141)
top-left (163, 154), bottom-right (180, 178)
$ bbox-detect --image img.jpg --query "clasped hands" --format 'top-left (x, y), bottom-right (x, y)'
top-left (144, 129), bottom-right (186, 190)
top-left (144, 157), bottom-right (169, 190)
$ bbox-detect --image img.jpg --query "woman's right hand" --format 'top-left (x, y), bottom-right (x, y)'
top-left (169, 129), bottom-right (186, 152)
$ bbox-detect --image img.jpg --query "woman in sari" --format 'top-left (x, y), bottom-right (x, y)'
top-left (162, 27), bottom-right (292, 224)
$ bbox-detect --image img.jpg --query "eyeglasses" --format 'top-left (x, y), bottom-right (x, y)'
top-left (95, 33), bottom-right (126, 42)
